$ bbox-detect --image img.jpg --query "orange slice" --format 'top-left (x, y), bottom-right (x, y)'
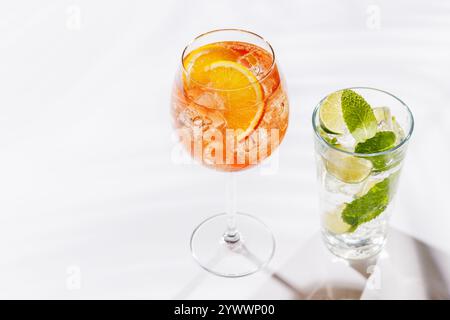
top-left (183, 44), bottom-right (238, 86)
top-left (206, 60), bottom-right (264, 140)
top-left (183, 43), bottom-right (265, 141)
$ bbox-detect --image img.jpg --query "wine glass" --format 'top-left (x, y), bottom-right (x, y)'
top-left (171, 29), bottom-right (289, 277)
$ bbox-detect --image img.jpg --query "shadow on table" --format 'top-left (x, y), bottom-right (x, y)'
top-left (253, 228), bottom-right (450, 299)
top-left (174, 228), bottom-right (450, 299)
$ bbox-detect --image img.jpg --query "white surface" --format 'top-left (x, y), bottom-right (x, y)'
top-left (254, 229), bottom-right (450, 300)
top-left (0, 0), bottom-right (449, 299)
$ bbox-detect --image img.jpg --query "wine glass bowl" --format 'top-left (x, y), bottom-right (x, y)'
top-left (171, 29), bottom-right (288, 172)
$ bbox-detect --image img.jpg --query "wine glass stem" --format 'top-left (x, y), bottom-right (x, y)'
top-left (224, 172), bottom-right (240, 243)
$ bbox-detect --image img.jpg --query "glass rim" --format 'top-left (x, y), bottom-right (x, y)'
top-left (312, 86), bottom-right (415, 157)
top-left (180, 28), bottom-right (276, 92)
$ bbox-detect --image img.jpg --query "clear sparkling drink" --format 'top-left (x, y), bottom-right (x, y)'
top-left (313, 88), bottom-right (413, 259)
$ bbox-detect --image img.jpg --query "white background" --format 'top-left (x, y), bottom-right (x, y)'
top-left (0, 0), bottom-right (449, 299)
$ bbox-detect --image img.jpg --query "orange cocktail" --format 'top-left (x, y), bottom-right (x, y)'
top-left (172, 39), bottom-right (288, 171)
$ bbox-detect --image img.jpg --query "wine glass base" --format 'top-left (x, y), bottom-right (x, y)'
top-left (190, 212), bottom-right (275, 278)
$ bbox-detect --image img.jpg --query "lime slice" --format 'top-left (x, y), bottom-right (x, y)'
top-left (319, 91), bottom-right (346, 135)
top-left (318, 127), bottom-right (338, 145)
top-left (324, 205), bottom-right (351, 234)
top-left (325, 150), bottom-right (373, 184)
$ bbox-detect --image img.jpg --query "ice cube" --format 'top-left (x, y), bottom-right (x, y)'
top-left (373, 106), bottom-right (393, 131)
top-left (392, 116), bottom-right (405, 144)
top-left (323, 172), bottom-right (366, 197)
top-left (194, 91), bottom-right (225, 110)
top-left (204, 111), bottom-right (226, 131)
top-left (178, 107), bottom-right (202, 128)
top-left (237, 49), bottom-right (264, 77)
top-left (261, 77), bottom-right (277, 96)
top-left (335, 132), bottom-right (356, 152)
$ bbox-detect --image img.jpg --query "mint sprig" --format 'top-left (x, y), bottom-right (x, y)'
top-left (341, 89), bottom-right (377, 142)
top-left (342, 172), bottom-right (399, 232)
top-left (355, 131), bottom-right (396, 154)
top-left (355, 131), bottom-right (397, 170)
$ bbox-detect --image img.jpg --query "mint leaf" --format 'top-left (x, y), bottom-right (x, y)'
top-left (355, 131), bottom-right (396, 171)
top-left (355, 131), bottom-right (396, 153)
top-left (341, 89), bottom-right (377, 142)
top-left (342, 173), bottom-right (399, 232)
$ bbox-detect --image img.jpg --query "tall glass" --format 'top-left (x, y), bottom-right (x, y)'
top-left (171, 29), bottom-right (289, 276)
top-left (312, 87), bottom-right (413, 260)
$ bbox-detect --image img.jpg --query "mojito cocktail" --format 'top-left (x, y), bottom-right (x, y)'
top-left (313, 88), bottom-right (413, 260)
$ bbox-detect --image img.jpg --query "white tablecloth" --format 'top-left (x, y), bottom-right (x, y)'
top-left (0, 0), bottom-right (449, 299)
